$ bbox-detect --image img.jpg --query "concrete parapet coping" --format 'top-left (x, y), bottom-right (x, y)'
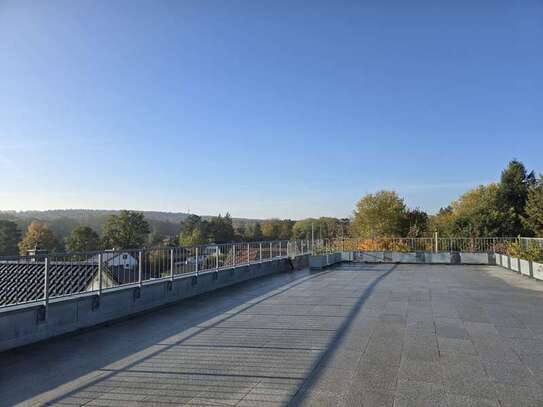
top-left (352, 251), bottom-right (494, 265)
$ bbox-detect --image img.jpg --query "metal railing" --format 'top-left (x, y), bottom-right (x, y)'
top-left (0, 239), bottom-right (314, 309)
top-left (3, 236), bottom-right (541, 309)
top-left (519, 237), bottom-right (543, 250)
top-left (313, 236), bottom-right (521, 254)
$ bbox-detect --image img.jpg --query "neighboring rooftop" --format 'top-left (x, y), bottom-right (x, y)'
top-left (2, 262), bottom-right (543, 406)
top-left (0, 262), bottom-right (98, 306)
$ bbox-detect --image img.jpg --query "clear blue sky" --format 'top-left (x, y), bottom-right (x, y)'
top-left (1, 1), bottom-right (542, 219)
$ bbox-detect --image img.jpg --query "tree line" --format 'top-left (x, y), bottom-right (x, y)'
top-left (351, 160), bottom-right (543, 238)
top-left (0, 210), bottom-right (349, 256)
top-left (1, 159), bottom-right (540, 256)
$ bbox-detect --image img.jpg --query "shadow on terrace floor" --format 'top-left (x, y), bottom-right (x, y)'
top-left (30, 263), bottom-right (397, 406)
top-left (1, 267), bottom-right (329, 406)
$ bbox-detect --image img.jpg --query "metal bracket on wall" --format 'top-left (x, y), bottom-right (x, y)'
top-left (451, 252), bottom-right (461, 264)
top-left (133, 287), bottom-right (141, 301)
top-left (91, 295), bottom-right (100, 311)
top-left (36, 305), bottom-right (46, 323)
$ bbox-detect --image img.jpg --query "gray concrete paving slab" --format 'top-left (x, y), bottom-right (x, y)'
top-left (2, 263), bottom-right (543, 406)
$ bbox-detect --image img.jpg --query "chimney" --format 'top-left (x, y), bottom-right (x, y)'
top-left (27, 246), bottom-right (48, 262)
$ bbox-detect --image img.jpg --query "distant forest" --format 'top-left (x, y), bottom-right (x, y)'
top-left (0, 209), bottom-right (260, 243)
top-left (0, 209), bottom-right (346, 255)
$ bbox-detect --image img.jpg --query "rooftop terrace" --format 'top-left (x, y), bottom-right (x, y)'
top-left (2, 262), bottom-right (543, 406)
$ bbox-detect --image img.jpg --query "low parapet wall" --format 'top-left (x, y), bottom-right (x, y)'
top-left (353, 251), bottom-right (495, 265)
top-left (0, 255), bottom-right (309, 353)
top-left (309, 252), bottom-right (343, 269)
top-left (495, 253), bottom-right (543, 281)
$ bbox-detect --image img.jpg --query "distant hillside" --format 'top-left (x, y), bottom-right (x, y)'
top-left (0, 209), bottom-right (261, 240)
top-left (0, 209), bottom-right (192, 223)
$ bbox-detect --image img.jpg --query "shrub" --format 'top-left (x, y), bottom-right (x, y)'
top-left (505, 241), bottom-right (543, 263)
top-left (523, 242), bottom-right (543, 262)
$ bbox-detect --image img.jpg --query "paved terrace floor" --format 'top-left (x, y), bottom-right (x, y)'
top-left (2, 263), bottom-right (543, 407)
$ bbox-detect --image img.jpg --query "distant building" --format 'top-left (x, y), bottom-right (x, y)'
top-left (0, 252), bottom-right (156, 306)
top-left (91, 251), bottom-right (138, 270)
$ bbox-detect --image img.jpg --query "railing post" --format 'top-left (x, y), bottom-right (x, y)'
top-left (270, 241), bottom-right (273, 259)
top-left (434, 232), bottom-right (438, 253)
top-left (247, 243), bottom-right (250, 264)
top-left (259, 242), bottom-right (262, 262)
top-left (170, 248), bottom-right (174, 281)
top-left (232, 244), bottom-right (236, 266)
top-left (138, 251), bottom-right (143, 287)
top-left (43, 256), bottom-right (49, 316)
top-left (216, 246), bottom-right (219, 269)
top-left (195, 247), bottom-right (199, 275)
top-left (98, 253), bottom-right (103, 294)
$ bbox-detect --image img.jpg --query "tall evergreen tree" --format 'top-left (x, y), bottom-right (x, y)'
top-left (497, 160), bottom-right (536, 235)
top-left (524, 176), bottom-right (543, 236)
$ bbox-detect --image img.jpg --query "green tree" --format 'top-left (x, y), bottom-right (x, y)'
top-left (181, 227), bottom-right (208, 246)
top-left (524, 176), bottom-right (543, 236)
top-left (178, 213), bottom-right (237, 245)
top-left (450, 184), bottom-right (506, 237)
top-left (351, 191), bottom-right (407, 238)
top-left (403, 208), bottom-right (429, 237)
top-left (18, 221), bottom-right (60, 254)
top-left (497, 160), bottom-right (536, 235)
top-left (208, 213), bottom-right (235, 243)
top-left (252, 223), bottom-right (263, 241)
top-left (261, 219), bottom-right (281, 240)
top-left (278, 219), bottom-right (294, 240)
top-left (102, 210), bottom-right (150, 249)
top-left (66, 226), bottom-right (100, 252)
top-left (239, 223), bottom-right (263, 241)
top-left (0, 220), bottom-right (21, 256)
top-left (429, 206), bottom-right (456, 237)
top-left (292, 217), bottom-right (347, 240)
top-left (261, 219), bottom-right (294, 240)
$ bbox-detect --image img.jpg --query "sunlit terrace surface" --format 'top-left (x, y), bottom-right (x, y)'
top-left (2, 262), bottom-right (543, 406)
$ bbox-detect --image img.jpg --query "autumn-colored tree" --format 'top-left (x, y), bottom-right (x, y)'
top-left (261, 219), bottom-right (281, 240)
top-left (261, 219), bottom-right (294, 240)
top-left (18, 221), bottom-right (60, 254)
